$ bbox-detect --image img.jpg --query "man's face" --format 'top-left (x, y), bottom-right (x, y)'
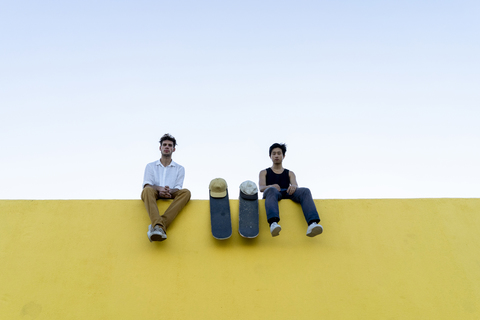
top-left (270, 148), bottom-right (284, 164)
top-left (160, 140), bottom-right (175, 156)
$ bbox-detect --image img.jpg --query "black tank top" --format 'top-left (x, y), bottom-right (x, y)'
top-left (265, 168), bottom-right (290, 190)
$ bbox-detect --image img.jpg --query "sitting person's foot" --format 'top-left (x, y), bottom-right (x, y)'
top-left (147, 224), bottom-right (167, 242)
top-left (306, 222), bottom-right (323, 237)
top-left (270, 222), bottom-right (282, 237)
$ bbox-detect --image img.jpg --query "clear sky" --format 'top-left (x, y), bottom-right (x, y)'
top-left (1, 0), bottom-right (479, 200)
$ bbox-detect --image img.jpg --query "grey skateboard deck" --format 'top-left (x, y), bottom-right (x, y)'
top-left (209, 191), bottom-right (232, 240)
top-left (238, 190), bottom-right (259, 238)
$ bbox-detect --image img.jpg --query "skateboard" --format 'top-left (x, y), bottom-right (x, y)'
top-left (238, 181), bottom-right (259, 238)
top-left (209, 178), bottom-right (232, 240)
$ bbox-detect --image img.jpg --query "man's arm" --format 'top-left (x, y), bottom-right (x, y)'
top-left (143, 163), bottom-right (156, 189)
top-left (259, 169), bottom-right (280, 192)
top-left (287, 171), bottom-right (298, 195)
top-left (173, 166), bottom-right (185, 190)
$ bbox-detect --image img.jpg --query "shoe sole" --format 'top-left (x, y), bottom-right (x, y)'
top-left (150, 234), bottom-right (167, 242)
top-left (307, 226), bottom-right (323, 237)
top-left (148, 229), bottom-right (167, 242)
top-left (271, 226), bottom-right (281, 237)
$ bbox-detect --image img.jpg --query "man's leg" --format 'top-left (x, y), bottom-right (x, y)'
top-left (158, 188), bottom-right (191, 232)
top-left (290, 187), bottom-right (320, 225)
top-left (264, 188), bottom-right (283, 237)
top-left (263, 187), bottom-right (283, 224)
top-left (141, 186), bottom-right (163, 227)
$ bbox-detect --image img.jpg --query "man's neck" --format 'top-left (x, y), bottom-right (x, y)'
top-left (160, 156), bottom-right (173, 167)
top-left (271, 163), bottom-right (284, 172)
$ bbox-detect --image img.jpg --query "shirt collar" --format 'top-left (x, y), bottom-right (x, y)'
top-left (156, 159), bottom-right (176, 168)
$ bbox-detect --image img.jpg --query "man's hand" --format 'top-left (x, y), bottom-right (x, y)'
top-left (270, 184), bottom-right (281, 191)
top-left (287, 185), bottom-right (297, 195)
top-left (157, 186), bottom-right (172, 198)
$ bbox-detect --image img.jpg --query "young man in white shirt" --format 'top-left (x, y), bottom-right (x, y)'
top-left (141, 133), bottom-right (191, 242)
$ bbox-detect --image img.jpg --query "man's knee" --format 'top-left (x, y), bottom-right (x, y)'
top-left (294, 187), bottom-right (312, 198)
top-left (175, 188), bottom-right (191, 201)
top-left (264, 187), bottom-right (280, 198)
top-left (298, 187), bottom-right (311, 195)
top-left (182, 188), bottom-right (191, 200)
top-left (141, 186), bottom-right (157, 201)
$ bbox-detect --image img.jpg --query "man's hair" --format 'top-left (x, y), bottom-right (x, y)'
top-left (159, 133), bottom-right (177, 147)
top-left (269, 143), bottom-right (287, 156)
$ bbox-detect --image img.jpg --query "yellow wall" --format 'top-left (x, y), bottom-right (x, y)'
top-left (1, 199), bottom-right (479, 319)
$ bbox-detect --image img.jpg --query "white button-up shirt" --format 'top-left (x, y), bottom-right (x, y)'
top-left (143, 160), bottom-right (185, 189)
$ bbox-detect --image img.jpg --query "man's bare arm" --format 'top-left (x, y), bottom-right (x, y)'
top-left (287, 171), bottom-right (298, 195)
top-left (259, 170), bottom-right (280, 192)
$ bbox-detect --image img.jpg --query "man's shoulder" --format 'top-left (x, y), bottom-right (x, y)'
top-left (146, 159), bottom-right (160, 167)
top-left (171, 160), bottom-right (185, 169)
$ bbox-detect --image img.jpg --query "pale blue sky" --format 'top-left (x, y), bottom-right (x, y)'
top-left (1, 0), bottom-right (479, 199)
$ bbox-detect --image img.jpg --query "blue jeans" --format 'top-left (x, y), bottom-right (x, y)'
top-left (263, 187), bottom-right (320, 225)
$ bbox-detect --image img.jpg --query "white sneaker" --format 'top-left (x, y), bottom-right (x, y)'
top-left (147, 224), bottom-right (167, 242)
top-left (306, 222), bottom-right (323, 237)
top-left (270, 222), bottom-right (281, 237)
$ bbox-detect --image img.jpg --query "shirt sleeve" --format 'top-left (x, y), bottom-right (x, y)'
top-left (143, 163), bottom-right (156, 188)
top-left (174, 165), bottom-right (185, 189)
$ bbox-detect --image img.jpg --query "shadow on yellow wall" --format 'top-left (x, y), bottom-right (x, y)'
top-left (1, 199), bottom-right (479, 319)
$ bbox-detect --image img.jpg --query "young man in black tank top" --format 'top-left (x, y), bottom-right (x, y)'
top-left (259, 143), bottom-right (323, 237)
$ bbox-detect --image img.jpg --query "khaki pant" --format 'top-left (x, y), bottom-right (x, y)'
top-left (141, 186), bottom-right (191, 233)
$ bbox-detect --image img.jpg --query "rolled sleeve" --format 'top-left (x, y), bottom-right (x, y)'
top-left (174, 166), bottom-right (185, 190)
top-left (142, 163), bottom-right (156, 188)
